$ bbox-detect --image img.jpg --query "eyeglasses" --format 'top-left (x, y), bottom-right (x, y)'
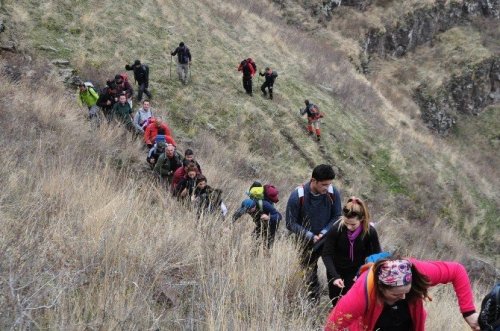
top-left (347, 197), bottom-right (362, 204)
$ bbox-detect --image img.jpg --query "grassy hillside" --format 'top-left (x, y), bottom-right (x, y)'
top-left (0, 0), bottom-right (498, 328)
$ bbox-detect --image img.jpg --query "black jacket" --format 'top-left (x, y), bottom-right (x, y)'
top-left (259, 71), bottom-right (277, 84)
top-left (131, 64), bottom-right (149, 84)
top-left (96, 87), bottom-right (117, 111)
top-left (321, 222), bottom-right (381, 280)
top-left (171, 46), bottom-right (192, 64)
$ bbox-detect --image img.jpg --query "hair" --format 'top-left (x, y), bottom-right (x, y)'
top-left (340, 196), bottom-right (371, 237)
top-left (179, 42), bottom-right (185, 47)
top-left (186, 164), bottom-right (198, 174)
top-left (134, 59), bottom-right (141, 65)
top-left (373, 257), bottom-right (431, 304)
top-left (196, 175), bottom-right (207, 184)
top-left (311, 164), bottom-right (335, 181)
top-left (184, 149), bottom-right (194, 156)
top-left (304, 99), bottom-right (310, 105)
top-left (182, 159), bottom-right (194, 168)
top-left (142, 99), bottom-right (150, 104)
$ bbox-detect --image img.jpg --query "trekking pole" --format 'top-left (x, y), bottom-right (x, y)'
top-left (169, 55), bottom-right (172, 79)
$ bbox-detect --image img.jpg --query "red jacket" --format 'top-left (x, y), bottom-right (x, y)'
top-left (324, 259), bottom-right (476, 331)
top-left (144, 121), bottom-right (174, 145)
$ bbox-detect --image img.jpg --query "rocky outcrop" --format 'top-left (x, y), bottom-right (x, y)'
top-left (414, 56), bottom-right (499, 134)
top-left (362, 0), bottom-right (499, 60)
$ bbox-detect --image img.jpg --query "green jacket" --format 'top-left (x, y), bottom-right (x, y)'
top-left (112, 102), bottom-right (133, 125)
top-left (154, 152), bottom-right (183, 177)
top-left (77, 87), bottom-right (99, 107)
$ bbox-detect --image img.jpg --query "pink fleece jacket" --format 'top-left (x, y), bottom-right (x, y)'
top-left (324, 259), bottom-right (476, 331)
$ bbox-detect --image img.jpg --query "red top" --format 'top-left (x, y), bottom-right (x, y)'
top-left (324, 259), bottom-right (476, 331)
top-left (144, 120), bottom-right (174, 145)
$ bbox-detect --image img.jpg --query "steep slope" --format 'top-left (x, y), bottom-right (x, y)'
top-left (0, 0), bottom-right (498, 328)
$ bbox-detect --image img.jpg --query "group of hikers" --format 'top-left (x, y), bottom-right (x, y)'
top-left (75, 42), bottom-right (498, 331)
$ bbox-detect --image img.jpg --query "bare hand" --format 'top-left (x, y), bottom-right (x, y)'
top-left (333, 279), bottom-right (345, 288)
top-left (260, 214), bottom-right (270, 221)
top-left (464, 313), bottom-right (480, 331)
top-left (313, 235), bottom-right (321, 243)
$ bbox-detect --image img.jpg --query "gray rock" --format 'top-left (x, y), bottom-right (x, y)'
top-left (52, 59), bottom-right (70, 66)
top-left (39, 45), bottom-right (58, 52)
top-left (206, 122), bottom-right (216, 131)
top-left (0, 40), bottom-right (15, 52)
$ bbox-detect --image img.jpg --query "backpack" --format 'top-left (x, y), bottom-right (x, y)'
top-left (246, 181), bottom-right (279, 210)
top-left (479, 283), bottom-right (500, 331)
top-left (119, 73), bottom-right (129, 84)
top-left (247, 58), bottom-right (257, 71)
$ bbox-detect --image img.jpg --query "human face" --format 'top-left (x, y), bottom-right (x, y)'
top-left (310, 178), bottom-right (332, 195)
top-left (119, 95), bottom-right (127, 104)
top-left (382, 285), bottom-right (412, 305)
top-left (185, 154), bottom-right (194, 162)
top-left (166, 146), bottom-right (175, 157)
top-left (143, 101), bottom-right (150, 110)
top-left (187, 171), bottom-right (197, 179)
top-left (197, 181), bottom-right (207, 189)
top-left (343, 217), bottom-right (361, 231)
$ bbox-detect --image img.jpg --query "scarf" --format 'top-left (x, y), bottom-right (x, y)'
top-left (347, 226), bottom-right (363, 261)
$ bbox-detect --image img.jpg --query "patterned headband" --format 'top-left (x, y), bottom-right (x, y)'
top-left (377, 260), bottom-right (413, 287)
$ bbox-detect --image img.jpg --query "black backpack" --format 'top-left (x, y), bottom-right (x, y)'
top-left (479, 283), bottom-right (500, 331)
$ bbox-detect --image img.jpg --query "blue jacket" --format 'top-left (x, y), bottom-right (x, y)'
top-left (285, 181), bottom-right (342, 241)
top-left (233, 199), bottom-right (282, 225)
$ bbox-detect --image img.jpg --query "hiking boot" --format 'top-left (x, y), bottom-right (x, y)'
top-left (316, 135), bottom-right (321, 141)
top-left (269, 94), bottom-right (273, 100)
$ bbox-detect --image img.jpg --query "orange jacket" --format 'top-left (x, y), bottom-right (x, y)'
top-left (144, 120), bottom-right (174, 145)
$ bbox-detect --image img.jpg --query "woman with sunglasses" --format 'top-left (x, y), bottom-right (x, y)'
top-left (324, 256), bottom-right (480, 331)
top-left (322, 196), bottom-right (381, 307)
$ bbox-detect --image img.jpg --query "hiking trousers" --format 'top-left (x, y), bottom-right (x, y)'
top-left (242, 77), bottom-right (253, 95)
top-left (300, 243), bottom-right (331, 303)
top-left (261, 81), bottom-right (274, 99)
top-left (177, 64), bottom-right (189, 84)
top-left (327, 267), bottom-right (356, 308)
top-left (138, 82), bottom-right (152, 101)
top-left (253, 219), bottom-right (279, 249)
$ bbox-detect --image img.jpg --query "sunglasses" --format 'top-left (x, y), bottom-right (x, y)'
top-left (343, 208), bottom-right (362, 219)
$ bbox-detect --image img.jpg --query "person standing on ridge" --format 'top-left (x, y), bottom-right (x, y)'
top-left (125, 59), bottom-right (152, 102)
top-left (300, 99), bottom-right (323, 141)
top-left (285, 164), bottom-right (342, 304)
top-left (259, 67), bottom-right (278, 100)
top-left (238, 58), bottom-right (256, 95)
top-left (171, 42), bottom-right (192, 85)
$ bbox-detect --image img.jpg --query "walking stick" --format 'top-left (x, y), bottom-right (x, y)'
top-left (169, 55), bottom-right (172, 79)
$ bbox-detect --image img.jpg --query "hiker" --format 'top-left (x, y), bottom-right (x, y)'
top-left (133, 99), bottom-right (154, 135)
top-left (173, 163), bottom-right (198, 200)
top-left (114, 74), bottom-right (134, 108)
top-left (172, 156), bottom-right (202, 193)
top-left (194, 175), bottom-right (227, 219)
top-left (144, 117), bottom-right (175, 148)
top-left (478, 283), bottom-right (500, 331)
top-left (153, 144), bottom-right (183, 187)
top-left (324, 256), bottom-right (480, 331)
top-left (183, 149), bottom-right (202, 173)
top-left (285, 164), bottom-right (342, 303)
top-left (300, 99), bottom-right (323, 141)
top-left (233, 198), bottom-right (282, 249)
top-left (96, 80), bottom-right (118, 122)
top-left (77, 81), bottom-right (100, 120)
top-left (146, 141), bottom-right (166, 168)
top-left (322, 196), bottom-right (381, 307)
top-left (171, 42), bottom-right (192, 85)
top-left (112, 94), bottom-right (134, 131)
top-left (238, 58), bottom-right (256, 95)
top-left (259, 67), bottom-right (278, 100)
top-left (125, 59), bottom-right (151, 101)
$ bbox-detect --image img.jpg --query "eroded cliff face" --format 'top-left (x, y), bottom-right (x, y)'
top-left (415, 56), bottom-right (499, 134)
top-left (362, 0), bottom-right (499, 60)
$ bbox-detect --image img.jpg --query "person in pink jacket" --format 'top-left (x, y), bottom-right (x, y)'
top-left (324, 257), bottom-right (480, 331)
